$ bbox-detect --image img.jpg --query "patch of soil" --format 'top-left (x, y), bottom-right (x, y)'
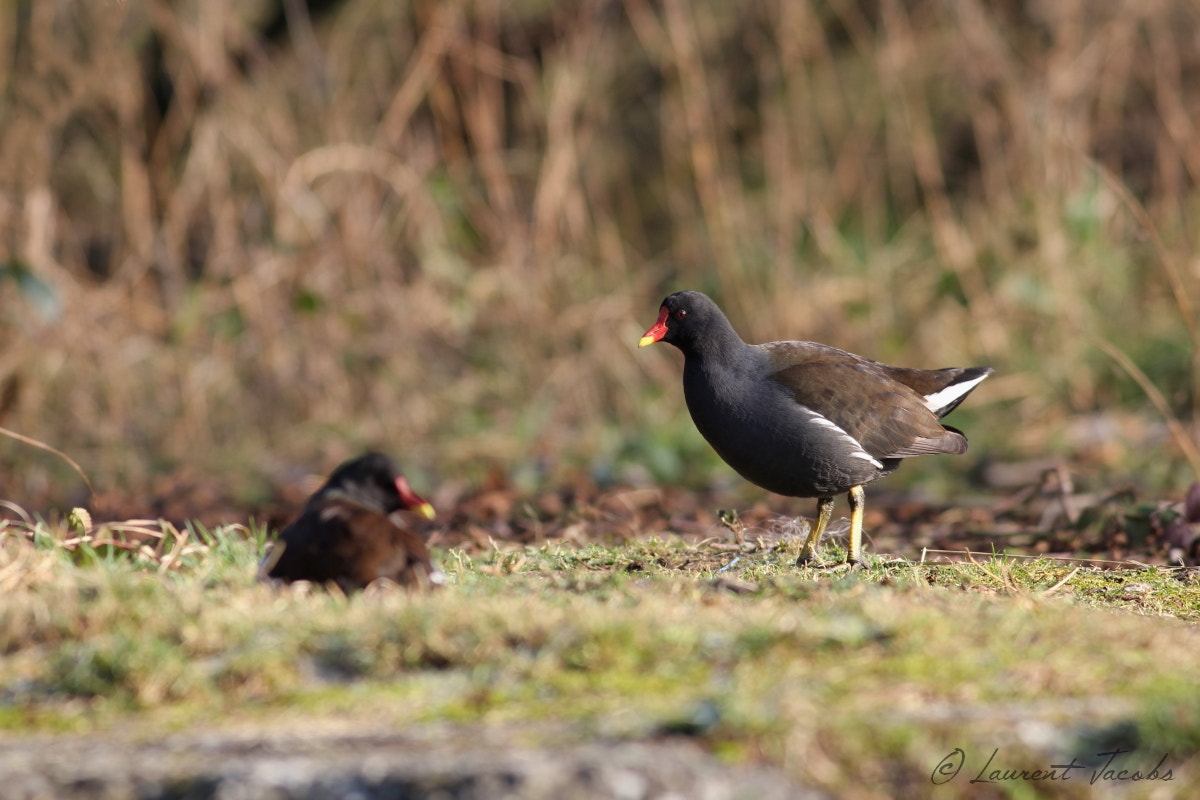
top-left (8, 459), bottom-right (1199, 566)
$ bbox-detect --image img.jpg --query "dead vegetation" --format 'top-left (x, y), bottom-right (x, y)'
top-left (0, 0), bottom-right (1197, 508)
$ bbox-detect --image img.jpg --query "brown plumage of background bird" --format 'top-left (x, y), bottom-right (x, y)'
top-left (260, 452), bottom-right (442, 591)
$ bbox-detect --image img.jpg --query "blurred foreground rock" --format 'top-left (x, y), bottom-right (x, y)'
top-left (0, 728), bottom-right (820, 800)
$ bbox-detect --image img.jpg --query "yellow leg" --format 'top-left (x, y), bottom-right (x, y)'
top-left (846, 485), bottom-right (865, 566)
top-left (796, 496), bottom-right (835, 566)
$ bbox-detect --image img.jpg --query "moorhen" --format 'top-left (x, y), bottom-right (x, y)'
top-left (639, 290), bottom-right (991, 566)
top-left (260, 452), bottom-right (443, 590)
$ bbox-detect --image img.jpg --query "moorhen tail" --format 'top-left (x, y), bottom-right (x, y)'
top-left (261, 452), bottom-right (443, 590)
top-left (640, 290), bottom-right (991, 566)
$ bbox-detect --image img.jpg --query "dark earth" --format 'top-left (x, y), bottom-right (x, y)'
top-left (67, 458), bottom-right (1200, 568)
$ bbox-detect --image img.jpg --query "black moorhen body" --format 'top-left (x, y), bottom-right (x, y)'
top-left (261, 452), bottom-right (442, 590)
top-left (639, 290), bottom-right (991, 566)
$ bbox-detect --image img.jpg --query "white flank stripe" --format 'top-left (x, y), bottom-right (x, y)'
top-left (921, 373), bottom-right (988, 413)
top-left (802, 407), bottom-right (884, 470)
top-left (849, 450), bottom-right (885, 467)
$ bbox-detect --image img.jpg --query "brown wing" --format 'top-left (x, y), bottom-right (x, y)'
top-left (267, 500), bottom-right (440, 590)
top-left (360, 510), bottom-right (442, 588)
top-left (264, 507), bottom-right (350, 585)
top-left (879, 366), bottom-right (963, 397)
top-left (334, 505), bottom-right (441, 589)
top-left (769, 351), bottom-right (965, 460)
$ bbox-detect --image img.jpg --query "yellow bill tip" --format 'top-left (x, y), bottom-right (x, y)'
top-left (638, 335), bottom-right (657, 347)
top-left (415, 502), bottom-right (436, 520)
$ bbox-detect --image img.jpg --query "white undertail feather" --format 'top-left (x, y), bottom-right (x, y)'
top-left (920, 373), bottom-right (989, 415)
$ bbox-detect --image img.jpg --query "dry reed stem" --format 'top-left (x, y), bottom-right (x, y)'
top-left (380, 1), bottom-right (464, 148)
top-left (1086, 156), bottom-right (1197, 349)
top-left (662, 0), bottom-right (738, 272)
top-left (1088, 333), bottom-right (1200, 479)
top-left (0, 427), bottom-right (94, 496)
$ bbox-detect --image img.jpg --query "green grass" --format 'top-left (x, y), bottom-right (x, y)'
top-left (2, 518), bottom-right (1198, 797)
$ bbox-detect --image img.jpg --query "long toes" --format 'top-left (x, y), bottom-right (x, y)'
top-left (795, 549), bottom-right (821, 567)
top-left (796, 554), bottom-right (866, 571)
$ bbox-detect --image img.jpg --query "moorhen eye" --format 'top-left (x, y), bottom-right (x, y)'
top-left (674, 309), bottom-right (688, 320)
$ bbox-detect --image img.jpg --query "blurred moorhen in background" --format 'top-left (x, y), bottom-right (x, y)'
top-left (261, 452), bottom-right (442, 590)
top-left (640, 290), bottom-right (991, 567)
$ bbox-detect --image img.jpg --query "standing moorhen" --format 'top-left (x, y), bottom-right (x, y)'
top-left (260, 452), bottom-right (443, 590)
top-left (639, 290), bottom-right (991, 566)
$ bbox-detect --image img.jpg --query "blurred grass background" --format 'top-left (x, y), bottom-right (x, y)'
top-left (0, 0), bottom-right (1198, 510)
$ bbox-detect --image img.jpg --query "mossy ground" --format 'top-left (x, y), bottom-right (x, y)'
top-left (2, 518), bottom-right (1197, 798)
